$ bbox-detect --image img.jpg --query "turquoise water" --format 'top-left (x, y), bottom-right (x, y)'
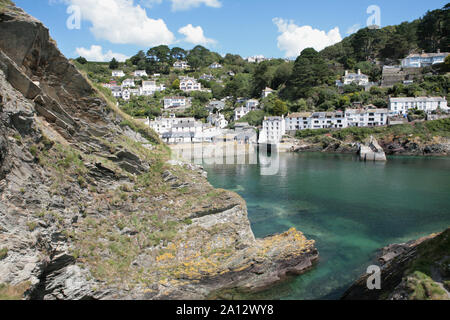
top-left (203, 152), bottom-right (450, 300)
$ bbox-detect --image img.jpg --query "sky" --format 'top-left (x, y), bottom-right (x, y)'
top-left (13, 0), bottom-right (449, 62)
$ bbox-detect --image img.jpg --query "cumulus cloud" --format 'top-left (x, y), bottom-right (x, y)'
top-left (273, 18), bottom-right (342, 58)
top-left (75, 45), bottom-right (129, 62)
top-left (64, 0), bottom-right (175, 47)
top-left (170, 0), bottom-right (222, 11)
top-left (178, 24), bottom-right (216, 45)
top-left (346, 24), bottom-right (361, 35)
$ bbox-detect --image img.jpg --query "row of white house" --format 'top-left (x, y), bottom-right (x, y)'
top-left (401, 50), bottom-right (449, 68)
top-left (388, 97), bottom-right (448, 115)
top-left (106, 80), bottom-right (166, 100)
top-left (112, 70), bottom-right (150, 78)
top-left (146, 114), bottom-right (254, 144)
top-left (260, 97), bottom-right (448, 144)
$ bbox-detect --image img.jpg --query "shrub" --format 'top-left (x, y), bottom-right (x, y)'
top-left (0, 247), bottom-right (7, 260)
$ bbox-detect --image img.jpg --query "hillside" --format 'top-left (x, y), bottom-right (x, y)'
top-left (320, 4), bottom-right (449, 65)
top-left (0, 1), bottom-right (318, 300)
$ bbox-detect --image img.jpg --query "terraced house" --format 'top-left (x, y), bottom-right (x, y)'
top-left (389, 97), bottom-right (448, 115)
top-left (180, 77), bottom-right (202, 92)
top-left (310, 111), bottom-right (347, 129)
top-left (345, 107), bottom-right (390, 127)
top-left (401, 50), bottom-right (449, 68)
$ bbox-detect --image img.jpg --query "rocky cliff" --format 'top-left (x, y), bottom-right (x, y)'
top-left (342, 229), bottom-right (450, 300)
top-left (0, 2), bottom-right (318, 300)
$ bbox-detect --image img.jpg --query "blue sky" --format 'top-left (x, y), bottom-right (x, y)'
top-left (13, 0), bottom-right (448, 61)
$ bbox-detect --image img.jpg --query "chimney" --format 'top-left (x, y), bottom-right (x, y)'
top-left (437, 49), bottom-right (441, 54)
top-left (358, 69), bottom-right (361, 75)
top-left (345, 70), bottom-right (348, 76)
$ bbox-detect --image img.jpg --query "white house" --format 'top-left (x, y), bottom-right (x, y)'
top-left (262, 87), bottom-right (275, 99)
top-left (286, 112), bottom-right (313, 131)
top-left (148, 115), bottom-right (199, 135)
top-left (234, 106), bottom-right (250, 121)
top-left (341, 70), bottom-right (369, 86)
top-left (207, 100), bottom-right (226, 113)
top-left (345, 107), bottom-right (389, 127)
top-left (121, 78), bottom-right (135, 88)
top-left (401, 50), bottom-right (449, 68)
top-left (111, 86), bottom-right (122, 98)
top-left (112, 70), bottom-right (125, 77)
top-left (134, 70), bottom-right (148, 77)
top-left (259, 116), bottom-right (286, 145)
top-left (389, 97), bottom-right (448, 115)
top-left (309, 112), bottom-right (347, 129)
top-left (209, 62), bottom-right (223, 69)
top-left (173, 60), bottom-right (189, 70)
top-left (140, 81), bottom-right (165, 96)
top-left (207, 113), bottom-right (229, 129)
top-left (199, 74), bottom-right (215, 81)
top-left (246, 99), bottom-right (260, 110)
top-left (164, 96), bottom-right (188, 109)
top-left (247, 55), bottom-right (268, 63)
top-left (180, 77), bottom-right (202, 92)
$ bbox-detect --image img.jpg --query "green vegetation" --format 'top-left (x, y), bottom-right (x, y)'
top-left (406, 271), bottom-right (448, 300)
top-left (237, 110), bottom-right (265, 126)
top-left (321, 4), bottom-right (449, 64)
top-left (0, 282), bottom-right (29, 300)
top-left (0, 247), bottom-right (7, 260)
top-left (0, 0), bottom-right (14, 12)
top-left (74, 3), bottom-right (449, 136)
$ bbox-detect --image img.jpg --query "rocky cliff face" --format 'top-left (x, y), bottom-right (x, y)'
top-left (342, 229), bottom-right (450, 300)
top-left (0, 2), bottom-right (318, 300)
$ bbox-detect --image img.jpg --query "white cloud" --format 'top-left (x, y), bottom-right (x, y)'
top-left (273, 18), bottom-right (342, 58)
top-left (346, 24), bottom-right (361, 35)
top-left (170, 0), bottom-right (221, 11)
top-left (139, 0), bottom-right (163, 8)
top-left (75, 45), bottom-right (129, 62)
top-left (65, 0), bottom-right (175, 46)
top-left (178, 24), bottom-right (216, 45)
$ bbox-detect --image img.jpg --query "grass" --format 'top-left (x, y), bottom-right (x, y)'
top-left (406, 271), bottom-right (448, 300)
top-left (0, 247), bottom-right (7, 260)
top-left (0, 282), bottom-right (29, 300)
top-left (0, 0), bottom-right (14, 12)
top-left (78, 68), bottom-right (164, 147)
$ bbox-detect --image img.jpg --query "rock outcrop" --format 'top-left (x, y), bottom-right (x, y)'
top-left (342, 229), bottom-right (450, 300)
top-left (359, 136), bottom-right (387, 161)
top-left (0, 2), bottom-right (318, 300)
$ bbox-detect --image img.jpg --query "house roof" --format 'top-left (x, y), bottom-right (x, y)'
top-left (287, 112), bottom-right (312, 118)
top-left (390, 96), bottom-right (447, 102)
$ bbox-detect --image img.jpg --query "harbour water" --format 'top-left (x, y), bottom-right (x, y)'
top-left (203, 152), bottom-right (450, 300)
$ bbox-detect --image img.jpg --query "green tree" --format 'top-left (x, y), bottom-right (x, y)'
top-left (284, 48), bottom-right (331, 100)
top-left (75, 56), bottom-right (87, 64)
top-left (273, 99), bottom-right (288, 116)
top-left (171, 79), bottom-right (180, 90)
top-left (109, 58), bottom-right (119, 70)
